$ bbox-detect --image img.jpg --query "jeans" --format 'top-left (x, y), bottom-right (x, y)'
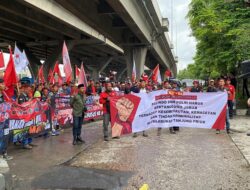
top-left (226, 108), bottom-right (230, 130)
top-left (73, 116), bottom-right (83, 138)
top-left (228, 100), bottom-right (234, 118)
top-left (103, 113), bottom-right (110, 138)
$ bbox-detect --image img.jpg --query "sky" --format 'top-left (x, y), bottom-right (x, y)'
top-left (157, 0), bottom-right (197, 72)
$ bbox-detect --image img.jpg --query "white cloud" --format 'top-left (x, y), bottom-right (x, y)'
top-left (157, 0), bottom-right (196, 72)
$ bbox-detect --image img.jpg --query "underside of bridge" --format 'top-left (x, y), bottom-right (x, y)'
top-left (0, 0), bottom-right (177, 81)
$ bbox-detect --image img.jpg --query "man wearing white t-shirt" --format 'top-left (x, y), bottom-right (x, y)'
top-left (133, 80), bottom-right (148, 138)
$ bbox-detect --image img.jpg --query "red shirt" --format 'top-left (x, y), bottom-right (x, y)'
top-left (99, 91), bottom-right (116, 114)
top-left (225, 84), bottom-right (235, 101)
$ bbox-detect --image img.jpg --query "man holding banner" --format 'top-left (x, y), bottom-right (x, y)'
top-left (0, 79), bottom-right (13, 160)
top-left (216, 78), bottom-right (232, 134)
top-left (99, 82), bottom-right (116, 141)
top-left (70, 84), bottom-right (87, 145)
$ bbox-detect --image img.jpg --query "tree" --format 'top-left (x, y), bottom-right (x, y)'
top-left (182, 0), bottom-right (250, 79)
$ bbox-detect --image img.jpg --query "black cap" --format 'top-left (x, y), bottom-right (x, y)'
top-left (78, 84), bottom-right (84, 88)
top-left (0, 78), bottom-right (4, 83)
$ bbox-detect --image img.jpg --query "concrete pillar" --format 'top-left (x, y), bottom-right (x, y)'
top-left (124, 47), bottom-right (148, 80)
top-left (133, 47), bottom-right (148, 79)
top-left (160, 66), bottom-right (166, 81)
top-left (118, 68), bottom-right (127, 81)
top-left (91, 69), bottom-right (99, 81)
top-left (124, 48), bottom-right (133, 79)
top-left (43, 41), bottom-right (63, 79)
top-left (99, 57), bottom-right (113, 75)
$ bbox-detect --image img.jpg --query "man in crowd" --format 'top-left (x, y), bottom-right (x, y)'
top-left (18, 84), bottom-right (34, 149)
top-left (61, 83), bottom-right (71, 95)
top-left (0, 79), bottom-right (13, 160)
top-left (207, 79), bottom-right (217, 92)
top-left (33, 84), bottom-right (43, 99)
top-left (190, 80), bottom-right (202, 92)
top-left (86, 80), bottom-right (96, 96)
top-left (49, 84), bottom-right (60, 136)
top-left (99, 82), bottom-right (116, 141)
top-left (158, 80), bottom-right (176, 135)
top-left (70, 84), bottom-right (87, 145)
top-left (133, 80), bottom-right (148, 138)
top-left (225, 78), bottom-right (235, 119)
top-left (216, 78), bottom-right (232, 134)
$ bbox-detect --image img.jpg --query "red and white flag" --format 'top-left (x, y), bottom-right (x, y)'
top-left (75, 65), bottom-right (80, 78)
top-left (151, 64), bottom-right (162, 84)
top-left (38, 65), bottom-right (45, 84)
top-left (0, 51), bottom-right (5, 69)
top-left (4, 47), bottom-right (18, 98)
top-left (53, 61), bottom-right (63, 85)
top-left (14, 44), bottom-right (29, 74)
top-left (47, 69), bottom-right (53, 83)
top-left (132, 56), bottom-right (136, 82)
top-left (62, 41), bottom-right (72, 83)
top-left (78, 62), bottom-right (88, 88)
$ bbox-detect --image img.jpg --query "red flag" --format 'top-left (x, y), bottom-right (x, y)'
top-left (0, 51), bottom-right (5, 68)
top-left (141, 73), bottom-right (148, 82)
top-left (78, 62), bottom-right (88, 88)
top-left (75, 65), bottom-right (80, 78)
top-left (165, 69), bottom-right (172, 78)
top-left (47, 69), bottom-right (53, 83)
top-left (151, 64), bottom-right (162, 84)
top-left (3, 47), bottom-right (18, 98)
top-left (132, 59), bottom-right (136, 82)
top-left (38, 65), bottom-right (45, 84)
top-left (53, 61), bottom-right (63, 85)
top-left (62, 41), bottom-right (72, 83)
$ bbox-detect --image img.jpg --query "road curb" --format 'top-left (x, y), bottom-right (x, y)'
top-left (229, 135), bottom-right (250, 167)
top-left (0, 158), bottom-right (10, 190)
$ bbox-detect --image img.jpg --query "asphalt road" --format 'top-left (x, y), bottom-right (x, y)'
top-left (7, 122), bottom-right (250, 190)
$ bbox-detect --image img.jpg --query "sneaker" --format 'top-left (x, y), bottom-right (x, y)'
top-left (76, 136), bottom-right (85, 143)
top-left (216, 130), bottom-right (220, 134)
top-left (3, 154), bottom-right (13, 161)
top-left (23, 144), bottom-right (33, 149)
top-left (104, 137), bottom-right (109, 141)
top-left (51, 130), bottom-right (60, 136)
top-left (112, 136), bottom-right (120, 139)
top-left (142, 132), bottom-right (148, 137)
top-left (133, 133), bottom-right (138, 138)
top-left (227, 129), bottom-right (233, 134)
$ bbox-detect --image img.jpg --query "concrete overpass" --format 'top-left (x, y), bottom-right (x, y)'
top-left (0, 0), bottom-right (177, 81)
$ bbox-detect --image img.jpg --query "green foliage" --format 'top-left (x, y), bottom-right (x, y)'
top-left (181, 0), bottom-right (250, 79)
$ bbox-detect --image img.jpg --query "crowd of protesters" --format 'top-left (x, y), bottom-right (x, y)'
top-left (0, 73), bottom-right (240, 161)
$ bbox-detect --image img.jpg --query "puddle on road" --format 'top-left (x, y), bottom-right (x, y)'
top-left (31, 166), bottom-right (133, 190)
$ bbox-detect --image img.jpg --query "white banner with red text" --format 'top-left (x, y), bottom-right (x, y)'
top-left (110, 90), bottom-right (227, 137)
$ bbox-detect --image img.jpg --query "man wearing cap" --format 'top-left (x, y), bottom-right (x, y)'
top-left (0, 79), bottom-right (13, 160)
top-left (207, 79), bottom-right (217, 92)
top-left (190, 80), bottom-right (202, 92)
top-left (70, 84), bottom-right (87, 145)
top-left (99, 82), bottom-right (116, 141)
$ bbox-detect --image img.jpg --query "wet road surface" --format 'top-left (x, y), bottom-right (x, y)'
top-left (6, 122), bottom-right (250, 190)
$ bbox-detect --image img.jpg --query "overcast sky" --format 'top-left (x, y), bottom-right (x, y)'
top-left (157, 0), bottom-right (197, 72)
